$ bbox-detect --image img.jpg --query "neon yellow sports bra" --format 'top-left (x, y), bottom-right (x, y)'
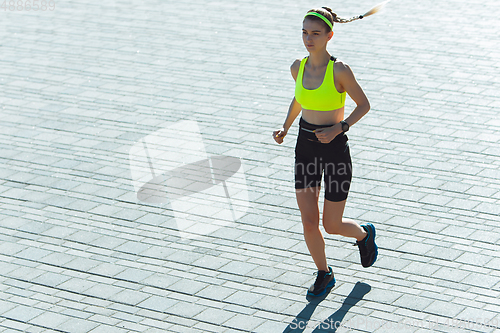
top-left (295, 56), bottom-right (346, 111)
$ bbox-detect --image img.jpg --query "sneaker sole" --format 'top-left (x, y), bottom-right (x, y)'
top-left (365, 223), bottom-right (378, 267)
top-left (307, 277), bottom-right (336, 297)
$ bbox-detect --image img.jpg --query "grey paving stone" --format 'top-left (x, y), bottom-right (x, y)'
top-left (424, 300), bottom-right (466, 318)
top-left (114, 267), bottom-right (155, 283)
top-left (29, 311), bottom-right (70, 329)
top-left (401, 261), bottom-right (440, 277)
top-left (433, 267), bottom-right (471, 283)
top-left (393, 294), bottom-right (434, 312)
top-left (193, 307), bottom-right (236, 326)
top-left (17, 221), bottom-right (53, 234)
top-left (455, 252), bottom-right (493, 267)
top-left (371, 253), bottom-right (407, 271)
top-left (2, 305), bottom-right (45, 323)
top-left (65, 230), bottom-right (101, 244)
top-left (166, 249), bottom-right (205, 265)
top-left (225, 290), bottom-right (265, 308)
top-left (57, 318), bottom-right (99, 333)
top-left (464, 273), bottom-right (500, 289)
top-left (191, 255), bottom-right (232, 271)
top-left (31, 272), bottom-right (72, 288)
top-left (253, 295), bottom-right (296, 314)
top-left (0, 300), bottom-right (17, 315)
top-left (137, 295), bottom-right (179, 313)
top-left (235, 231), bottom-right (274, 246)
top-left (218, 260), bottom-right (260, 276)
top-left (16, 247), bottom-right (52, 262)
top-left (419, 193), bottom-right (455, 207)
top-left (246, 266), bottom-right (285, 281)
top-left (425, 246), bottom-right (464, 261)
top-left (475, 202), bottom-right (500, 216)
top-left (0, 242), bottom-right (28, 256)
top-left (109, 289), bottom-right (151, 306)
top-left (167, 301), bottom-right (206, 319)
top-left (362, 287), bottom-right (402, 305)
top-left (169, 279), bottom-right (208, 295)
top-left (87, 325), bottom-right (128, 333)
top-left (41, 226), bottom-right (77, 239)
top-left (196, 285), bottom-right (236, 302)
top-left (412, 220), bottom-right (448, 233)
top-left (84, 284), bottom-right (124, 300)
top-left (65, 257), bottom-right (100, 272)
top-left (139, 245), bottom-right (178, 260)
top-left (397, 241), bottom-right (435, 256)
top-left (223, 313), bottom-right (266, 331)
top-left (88, 235), bottom-right (128, 250)
top-left (88, 263), bottom-right (127, 277)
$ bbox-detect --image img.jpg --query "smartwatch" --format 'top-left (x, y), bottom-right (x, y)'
top-left (340, 120), bottom-right (350, 132)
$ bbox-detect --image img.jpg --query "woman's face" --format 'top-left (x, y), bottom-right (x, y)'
top-left (302, 18), bottom-right (333, 52)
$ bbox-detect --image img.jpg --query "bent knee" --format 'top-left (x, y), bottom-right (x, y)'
top-left (323, 221), bottom-right (342, 235)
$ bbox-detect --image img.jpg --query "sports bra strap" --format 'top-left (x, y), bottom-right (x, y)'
top-left (304, 56), bottom-right (337, 62)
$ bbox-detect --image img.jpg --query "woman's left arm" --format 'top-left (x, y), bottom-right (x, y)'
top-left (337, 62), bottom-right (370, 127)
top-left (315, 62), bottom-right (370, 143)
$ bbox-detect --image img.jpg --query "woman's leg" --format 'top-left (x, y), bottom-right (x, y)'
top-left (323, 198), bottom-right (378, 268)
top-left (296, 186), bottom-right (329, 272)
top-left (322, 199), bottom-right (367, 241)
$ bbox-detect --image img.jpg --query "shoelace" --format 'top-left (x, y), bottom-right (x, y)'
top-left (313, 269), bottom-right (330, 285)
top-left (314, 275), bottom-right (324, 286)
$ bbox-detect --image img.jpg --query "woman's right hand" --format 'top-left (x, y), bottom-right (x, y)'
top-left (273, 127), bottom-right (287, 144)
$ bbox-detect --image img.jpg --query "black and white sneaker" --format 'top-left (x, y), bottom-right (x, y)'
top-left (356, 223), bottom-right (378, 268)
top-left (307, 266), bottom-right (336, 297)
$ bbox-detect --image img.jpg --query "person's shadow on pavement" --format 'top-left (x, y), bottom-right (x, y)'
top-left (282, 282), bottom-right (371, 333)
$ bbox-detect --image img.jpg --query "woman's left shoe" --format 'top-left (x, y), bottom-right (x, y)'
top-left (307, 266), bottom-right (336, 297)
top-left (356, 223), bottom-right (378, 268)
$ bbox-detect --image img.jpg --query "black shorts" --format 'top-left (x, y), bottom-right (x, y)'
top-left (294, 117), bottom-right (352, 202)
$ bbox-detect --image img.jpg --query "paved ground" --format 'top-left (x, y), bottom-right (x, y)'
top-left (1, 0), bottom-right (500, 332)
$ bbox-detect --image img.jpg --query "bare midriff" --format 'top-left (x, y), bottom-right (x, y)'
top-left (301, 106), bottom-right (344, 126)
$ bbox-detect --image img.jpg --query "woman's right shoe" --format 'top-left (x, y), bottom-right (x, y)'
top-left (356, 223), bottom-right (378, 268)
top-left (307, 266), bottom-right (336, 297)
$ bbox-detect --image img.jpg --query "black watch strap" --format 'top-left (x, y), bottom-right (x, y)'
top-left (340, 120), bottom-right (349, 132)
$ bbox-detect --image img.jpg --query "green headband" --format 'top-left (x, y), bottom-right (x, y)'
top-left (304, 12), bottom-right (333, 30)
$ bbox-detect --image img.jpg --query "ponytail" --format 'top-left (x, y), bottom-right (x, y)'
top-left (326, 0), bottom-right (390, 24)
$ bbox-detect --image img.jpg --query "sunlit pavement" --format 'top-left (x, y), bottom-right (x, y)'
top-left (1, 0), bottom-right (499, 332)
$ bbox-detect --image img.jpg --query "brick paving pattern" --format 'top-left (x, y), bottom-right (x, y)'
top-left (1, 0), bottom-right (499, 332)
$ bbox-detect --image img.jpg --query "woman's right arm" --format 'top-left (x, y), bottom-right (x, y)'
top-left (273, 60), bottom-right (302, 144)
top-left (274, 97), bottom-right (301, 142)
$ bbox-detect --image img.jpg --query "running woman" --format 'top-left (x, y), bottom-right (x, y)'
top-left (273, 6), bottom-right (381, 297)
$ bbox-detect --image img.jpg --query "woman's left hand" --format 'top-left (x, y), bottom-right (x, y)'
top-left (315, 124), bottom-right (341, 144)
